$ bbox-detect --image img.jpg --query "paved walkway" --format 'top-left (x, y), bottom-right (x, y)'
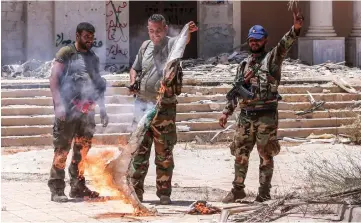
top-left (2, 143), bottom-right (360, 222)
top-left (1, 182), bottom-right (224, 222)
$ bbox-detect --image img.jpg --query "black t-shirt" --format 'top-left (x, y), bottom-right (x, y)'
top-left (54, 44), bottom-right (105, 107)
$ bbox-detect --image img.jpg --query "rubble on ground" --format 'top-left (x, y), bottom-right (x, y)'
top-left (182, 56), bottom-right (361, 80)
top-left (1, 59), bottom-right (129, 79)
top-left (2, 51), bottom-right (361, 80)
top-left (1, 59), bottom-right (52, 79)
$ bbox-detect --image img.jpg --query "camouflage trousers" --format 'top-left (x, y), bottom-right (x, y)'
top-left (230, 109), bottom-right (280, 190)
top-left (48, 111), bottom-right (96, 191)
top-left (129, 98), bottom-right (177, 198)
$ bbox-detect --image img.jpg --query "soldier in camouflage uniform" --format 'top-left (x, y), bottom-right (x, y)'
top-left (219, 10), bottom-right (304, 203)
top-left (128, 14), bottom-right (198, 205)
top-left (48, 22), bottom-right (109, 202)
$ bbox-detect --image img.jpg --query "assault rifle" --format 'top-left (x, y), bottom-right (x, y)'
top-left (226, 62), bottom-right (263, 102)
top-left (226, 81), bottom-right (254, 102)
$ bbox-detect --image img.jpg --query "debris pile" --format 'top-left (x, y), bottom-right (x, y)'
top-left (104, 64), bottom-right (128, 74)
top-left (282, 59), bottom-right (361, 79)
top-left (2, 53), bottom-right (361, 80)
top-left (187, 200), bottom-right (221, 215)
top-left (2, 59), bottom-right (52, 79)
top-left (182, 51), bottom-right (249, 68)
top-left (182, 56), bottom-right (361, 80)
top-left (224, 188), bottom-right (361, 222)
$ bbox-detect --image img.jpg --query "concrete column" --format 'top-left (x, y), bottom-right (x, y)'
top-left (350, 0), bottom-right (361, 37)
top-left (298, 0), bottom-right (345, 65)
top-left (26, 1), bottom-right (55, 62)
top-left (305, 1), bottom-right (336, 37)
top-left (346, 1), bottom-right (361, 67)
top-left (232, 1), bottom-right (241, 49)
top-left (197, 1), bottom-right (234, 58)
top-left (1, 1), bottom-right (26, 64)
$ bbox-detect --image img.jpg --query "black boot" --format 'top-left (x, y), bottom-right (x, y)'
top-left (222, 188), bottom-right (247, 203)
top-left (69, 176), bottom-right (99, 199)
top-left (255, 186), bottom-right (271, 202)
top-left (48, 179), bottom-right (68, 202)
top-left (159, 195), bottom-right (172, 205)
top-left (51, 189), bottom-right (68, 202)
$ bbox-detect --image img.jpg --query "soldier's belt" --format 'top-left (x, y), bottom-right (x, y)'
top-left (240, 108), bottom-right (277, 116)
top-left (159, 103), bottom-right (177, 109)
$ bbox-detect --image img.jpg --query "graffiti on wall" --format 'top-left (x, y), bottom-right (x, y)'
top-left (55, 33), bottom-right (103, 48)
top-left (105, 0), bottom-right (129, 70)
top-left (144, 3), bottom-right (195, 25)
top-left (164, 3), bottom-right (195, 25)
top-left (201, 0), bottom-right (228, 5)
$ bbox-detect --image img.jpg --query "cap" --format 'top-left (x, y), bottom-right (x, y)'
top-left (248, 25), bottom-right (268, 40)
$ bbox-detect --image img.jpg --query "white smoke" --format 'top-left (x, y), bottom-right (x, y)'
top-left (168, 25), bottom-right (183, 37)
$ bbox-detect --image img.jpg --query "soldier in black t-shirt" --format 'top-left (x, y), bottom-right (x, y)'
top-left (48, 22), bottom-right (109, 202)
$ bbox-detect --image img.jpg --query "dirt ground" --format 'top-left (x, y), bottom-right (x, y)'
top-left (1, 142), bottom-right (361, 222)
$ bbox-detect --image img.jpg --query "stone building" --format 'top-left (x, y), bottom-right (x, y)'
top-left (1, 1), bottom-right (360, 69)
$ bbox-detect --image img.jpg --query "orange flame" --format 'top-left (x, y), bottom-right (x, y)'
top-left (75, 142), bottom-right (130, 203)
top-left (83, 150), bottom-right (123, 197)
top-left (156, 81), bottom-right (167, 104)
top-left (188, 202), bottom-right (221, 215)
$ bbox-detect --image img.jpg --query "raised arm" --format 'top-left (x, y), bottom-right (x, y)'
top-left (268, 8), bottom-right (304, 80)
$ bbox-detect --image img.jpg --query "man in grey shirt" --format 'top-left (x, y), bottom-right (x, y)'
top-left (128, 14), bottom-right (198, 205)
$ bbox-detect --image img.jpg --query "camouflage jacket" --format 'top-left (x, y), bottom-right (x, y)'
top-left (222, 25), bottom-right (300, 116)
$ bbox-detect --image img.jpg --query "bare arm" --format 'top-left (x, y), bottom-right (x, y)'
top-left (268, 9), bottom-right (304, 80)
top-left (49, 61), bottom-right (65, 112)
top-left (130, 68), bottom-right (137, 85)
top-left (186, 21), bottom-right (198, 45)
top-left (186, 32), bottom-right (191, 45)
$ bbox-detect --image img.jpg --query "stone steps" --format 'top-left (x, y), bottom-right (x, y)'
top-left (2, 85), bottom-right (361, 98)
top-left (1, 118), bottom-right (354, 137)
top-left (2, 110), bottom-right (360, 126)
top-left (2, 93), bottom-right (361, 106)
top-left (1, 101), bottom-right (358, 116)
top-left (1, 126), bottom-right (352, 147)
top-left (1, 82), bottom-right (360, 147)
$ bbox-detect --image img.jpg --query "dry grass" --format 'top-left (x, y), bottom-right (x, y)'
top-left (230, 146), bottom-right (361, 222)
top-left (346, 114), bottom-right (361, 145)
top-left (303, 151), bottom-right (361, 193)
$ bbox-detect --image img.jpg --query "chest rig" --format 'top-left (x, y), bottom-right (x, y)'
top-left (238, 53), bottom-right (280, 105)
top-left (138, 39), bottom-right (183, 100)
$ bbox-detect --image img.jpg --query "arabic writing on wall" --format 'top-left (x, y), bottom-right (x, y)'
top-left (105, 0), bottom-right (129, 69)
top-left (201, 0), bottom-right (228, 5)
top-left (55, 32), bottom-right (103, 48)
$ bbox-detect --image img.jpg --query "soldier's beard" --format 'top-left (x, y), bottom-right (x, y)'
top-left (249, 44), bottom-right (266, 54)
top-left (78, 41), bottom-right (92, 51)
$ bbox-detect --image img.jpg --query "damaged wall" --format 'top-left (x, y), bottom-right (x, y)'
top-left (241, 1), bottom-right (309, 59)
top-left (0, 1), bottom-right (354, 67)
top-left (54, 1), bottom-right (107, 67)
top-left (1, 1), bottom-right (26, 65)
top-left (1, 1), bottom-right (130, 70)
top-left (198, 1), bottom-right (234, 59)
top-left (129, 1), bottom-right (198, 63)
top-left (105, 1), bottom-right (130, 71)
top-left (26, 1), bottom-right (54, 62)
top-left (240, 1), bottom-right (352, 60)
